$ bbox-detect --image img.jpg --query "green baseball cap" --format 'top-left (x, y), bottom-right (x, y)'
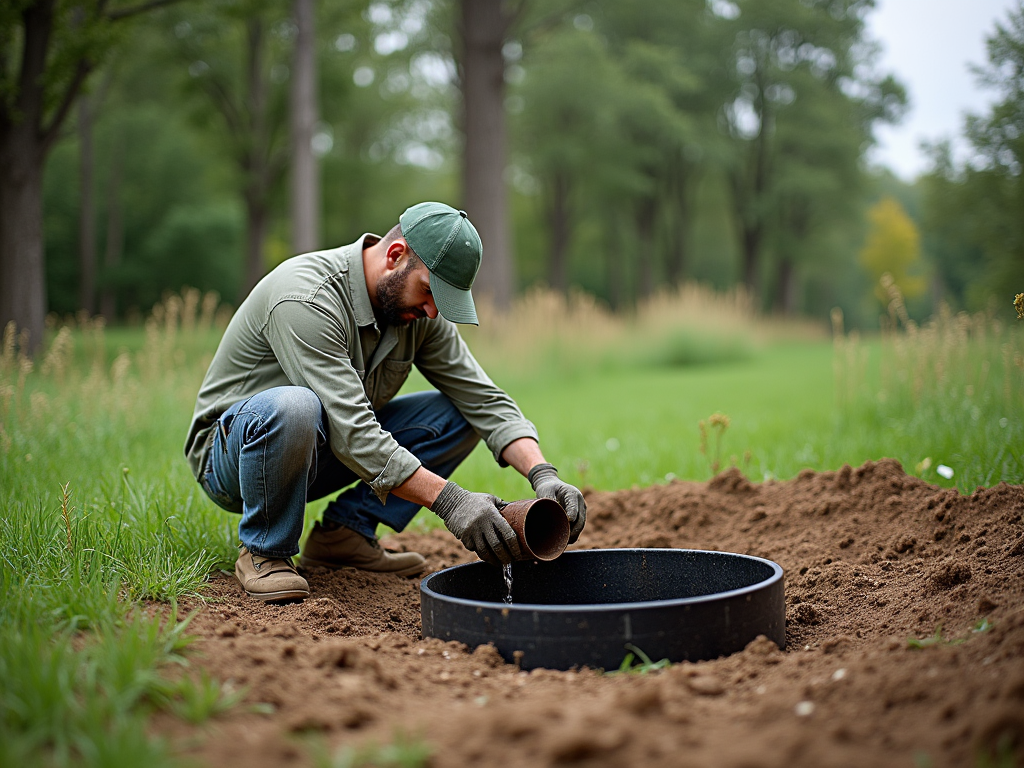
top-left (399, 202), bottom-right (482, 325)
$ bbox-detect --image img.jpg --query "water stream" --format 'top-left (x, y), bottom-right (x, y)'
top-left (502, 563), bottom-right (513, 604)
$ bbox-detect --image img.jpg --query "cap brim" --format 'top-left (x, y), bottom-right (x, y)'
top-left (429, 271), bottom-right (478, 325)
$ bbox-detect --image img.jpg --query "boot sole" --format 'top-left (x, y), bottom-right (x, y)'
top-left (242, 587), bottom-right (310, 603)
top-left (298, 554), bottom-right (425, 578)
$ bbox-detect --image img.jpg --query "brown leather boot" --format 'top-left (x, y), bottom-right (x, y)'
top-left (299, 521), bottom-right (426, 577)
top-left (234, 545), bottom-right (309, 602)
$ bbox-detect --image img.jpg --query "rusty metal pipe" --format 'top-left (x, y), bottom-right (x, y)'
top-left (500, 498), bottom-right (570, 561)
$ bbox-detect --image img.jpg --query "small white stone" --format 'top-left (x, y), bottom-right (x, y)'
top-left (417, 648), bottom-right (426, 655)
top-left (831, 668), bottom-right (847, 681)
top-left (795, 701), bottom-right (815, 717)
top-left (937, 464), bottom-right (954, 479)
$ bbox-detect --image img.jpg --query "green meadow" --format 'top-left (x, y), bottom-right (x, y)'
top-left (1, 290), bottom-right (1021, 766)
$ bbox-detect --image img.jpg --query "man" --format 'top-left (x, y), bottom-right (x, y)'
top-left (184, 202), bottom-right (586, 602)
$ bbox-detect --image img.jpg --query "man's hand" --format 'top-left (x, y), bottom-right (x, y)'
top-left (431, 481), bottom-right (521, 566)
top-left (528, 463), bottom-right (586, 543)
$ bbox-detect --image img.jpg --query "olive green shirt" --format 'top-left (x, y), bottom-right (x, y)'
top-left (184, 234), bottom-right (538, 502)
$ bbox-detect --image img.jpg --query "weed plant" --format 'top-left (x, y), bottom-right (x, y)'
top-left (608, 643), bottom-right (672, 675)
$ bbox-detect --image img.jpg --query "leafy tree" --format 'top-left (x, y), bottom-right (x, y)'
top-left (859, 196), bottom-right (926, 307)
top-left (595, 0), bottom-right (724, 293)
top-left (158, 0), bottom-right (294, 298)
top-left (44, 99), bottom-right (244, 316)
top-left (511, 1), bottom-right (726, 305)
top-left (512, 27), bottom-right (647, 296)
top-left (919, 2), bottom-right (1024, 313)
top-left (0, 0), bottom-right (177, 350)
top-left (719, 0), bottom-right (905, 305)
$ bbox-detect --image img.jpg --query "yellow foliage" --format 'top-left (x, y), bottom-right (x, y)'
top-left (859, 197), bottom-right (926, 304)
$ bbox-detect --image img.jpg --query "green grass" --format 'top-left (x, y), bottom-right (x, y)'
top-left (1, 300), bottom-right (1021, 765)
top-left (607, 644), bottom-right (672, 675)
top-left (401, 333), bottom-right (1022, 532)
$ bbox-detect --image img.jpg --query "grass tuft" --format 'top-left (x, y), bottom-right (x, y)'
top-left (608, 643), bottom-right (671, 675)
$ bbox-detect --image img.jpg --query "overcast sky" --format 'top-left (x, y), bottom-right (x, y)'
top-left (864, 0), bottom-right (1018, 180)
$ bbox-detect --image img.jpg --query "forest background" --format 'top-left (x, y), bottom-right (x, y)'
top-left (3, 0), bottom-right (1022, 340)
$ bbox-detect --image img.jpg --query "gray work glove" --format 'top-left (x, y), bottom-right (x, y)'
top-left (431, 481), bottom-right (521, 566)
top-left (529, 463), bottom-right (586, 544)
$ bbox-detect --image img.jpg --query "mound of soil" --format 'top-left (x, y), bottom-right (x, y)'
top-left (161, 459), bottom-right (1024, 768)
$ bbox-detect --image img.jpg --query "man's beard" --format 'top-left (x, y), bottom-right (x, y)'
top-left (376, 259), bottom-right (425, 327)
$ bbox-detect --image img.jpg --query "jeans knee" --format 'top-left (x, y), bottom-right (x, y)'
top-left (262, 387), bottom-right (322, 447)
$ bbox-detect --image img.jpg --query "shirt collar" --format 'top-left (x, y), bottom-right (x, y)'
top-left (346, 233), bottom-right (380, 329)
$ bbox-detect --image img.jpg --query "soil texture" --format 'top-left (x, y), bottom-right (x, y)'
top-left (159, 459), bottom-right (1024, 767)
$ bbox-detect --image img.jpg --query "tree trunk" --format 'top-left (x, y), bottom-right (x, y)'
top-left (78, 94), bottom-right (97, 315)
top-left (547, 170), bottom-right (570, 293)
top-left (730, 68), bottom-right (772, 301)
top-left (667, 160), bottom-right (692, 286)
top-left (289, 0), bottom-right (319, 255)
top-left (774, 255), bottom-right (796, 315)
top-left (100, 135), bottom-right (124, 321)
top-left (605, 209), bottom-right (624, 311)
top-left (240, 18), bottom-right (269, 299)
top-left (0, 0), bottom-right (57, 353)
top-left (741, 225), bottom-right (760, 294)
top-left (243, 189), bottom-right (268, 299)
top-left (460, 0), bottom-right (515, 308)
top-left (0, 132), bottom-right (47, 351)
top-left (635, 197), bottom-right (657, 300)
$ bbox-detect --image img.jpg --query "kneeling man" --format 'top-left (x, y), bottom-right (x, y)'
top-left (184, 202), bottom-right (585, 602)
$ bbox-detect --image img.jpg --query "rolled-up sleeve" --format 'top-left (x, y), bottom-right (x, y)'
top-left (264, 300), bottom-right (421, 502)
top-left (415, 320), bottom-right (539, 466)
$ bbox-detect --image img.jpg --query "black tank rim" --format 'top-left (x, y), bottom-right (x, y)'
top-left (420, 548), bottom-right (784, 614)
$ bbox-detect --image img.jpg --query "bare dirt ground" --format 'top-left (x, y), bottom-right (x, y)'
top-left (158, 459), bottom-right (1024, 768)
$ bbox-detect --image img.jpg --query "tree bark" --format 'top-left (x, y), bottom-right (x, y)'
top-left (774, 255), bottom-right (796, 315)
top-left (460, 0), bottom-right (515, 308)
top-left (731, 67), bottom-right (772, 301)
top-left (547, 169), bottom-right (570, 293)
top-left (0, 133), bottom-right (47, 351)
top-left (243, 189), bottom-right (269, 299)
top-left (605, 209), bottom-right (624, 311)
top-left (289, 0), bottom-right (319, 255)
top-left (100, 135), bottom-right (124, 321)
top-left (78, 94), bottom-right (97, 315)
top-left (667, 158), bottom-right (692, 286)
top-left (740, 224), bottom-right (761, 294)
top-left (635, 197), bottom-right (657, 300)
top-left (0, 0), bottom-right (56, 352)
top-left (240, 18), bottom-right (269, 299)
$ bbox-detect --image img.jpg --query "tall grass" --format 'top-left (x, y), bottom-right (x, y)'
top-left (832, 278), bottom-right (1023, 492)
top-left (1, 290), bottom-right (238, 766)
top-left (462, 283), bottom-right (823, 378)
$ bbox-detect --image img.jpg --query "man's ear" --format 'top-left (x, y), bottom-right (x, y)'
top-left (384, 239), bottom-right (407, 271)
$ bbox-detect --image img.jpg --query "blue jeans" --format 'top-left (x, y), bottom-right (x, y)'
top-left (200, 387), bottom-right (480, 558)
